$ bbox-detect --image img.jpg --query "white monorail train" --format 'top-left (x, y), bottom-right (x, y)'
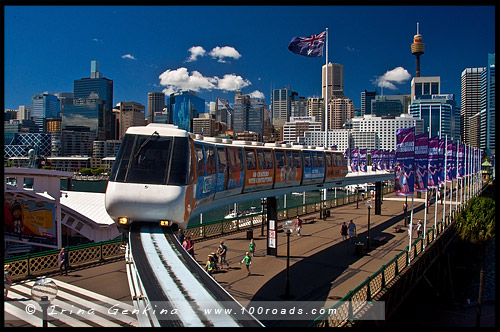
top-left (105, 124), bottom-right (348, 229)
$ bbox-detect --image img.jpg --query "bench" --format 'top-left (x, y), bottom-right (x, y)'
top-left (373, 236), bottom-right (388, 244)
top-left (394, 225), bottom-right (404, 233)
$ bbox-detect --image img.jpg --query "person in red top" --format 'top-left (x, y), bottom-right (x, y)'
top-left (295, 217), bottom-right (302, 236)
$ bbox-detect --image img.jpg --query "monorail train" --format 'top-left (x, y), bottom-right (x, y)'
top-left (105, 124), bottom-right (348, 230)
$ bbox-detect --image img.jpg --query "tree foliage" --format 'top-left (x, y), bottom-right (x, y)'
top-left (454, 197), bottom-right (495, 244)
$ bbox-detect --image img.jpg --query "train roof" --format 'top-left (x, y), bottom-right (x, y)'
top-left (125, 124), bottom-right (189, 137)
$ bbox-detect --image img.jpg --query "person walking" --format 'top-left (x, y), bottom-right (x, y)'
top-left (348, 220), bottom-right (357, 242)
top-left (417, 220), bottom-right (423, 238)
top-left (57, 247), bottom-right (69, 276)
top-left (204, 255), bottom-right (215, 276)
top-left (239, 251), bottom-right (252, 275)
top-left (186, 235), bottom-right (195, 258)
top-left (217, 240), bottom-right (229, 269)
top-left (249, 239), bottom-right (256, 257)
top-left (295, 217), bottom-right (302, 236)
top-left (4, 264), bottom-right (12, 299)
top-left (177, 229), bottom-right (185, 244)
top-left (341, 222), bottom-right (348, 241)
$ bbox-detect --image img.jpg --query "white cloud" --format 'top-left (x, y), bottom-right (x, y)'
top-left (217, 74), bottom-right (251, 91)
top-left (121, 54), bottom-right (137, 60)
top-left (158, 67), bottom-right (251, 95)
top-left (374, 66), bottom-right (411, 89)
top-left (186, 46), bottom-right (206, 62)
top-left (249, 90), bottom-right (265, 99)
top-left (209, 46), bottom-right (242, 63)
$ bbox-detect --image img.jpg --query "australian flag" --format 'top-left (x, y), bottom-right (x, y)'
top-left (288, 31), bottom-right (326, 57)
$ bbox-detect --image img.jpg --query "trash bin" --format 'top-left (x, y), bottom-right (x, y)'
top-left (246, 229), bottom-right (253, 240)
top-left (355, 242), bottom-right (364, 255)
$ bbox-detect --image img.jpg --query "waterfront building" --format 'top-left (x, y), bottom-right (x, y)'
top-left (461, 67), bottom-right (484, 146)
top-left (147, 92), bottom-right (165, 124)
top-left (168, 90), bottom-right (206, 132)
top-left (322, 62), bottom-right (344, 99)
top-left (4, 133), bottom-right (52, 158)
top-left (31, 92), bottom-right (60, 133)
top-left (282, 116), bottom-right (322, 143)
top-left (60, 130), bottom-right (95, 156)
top-left (92, 140), bottom-right (121, 160)
top-left (46, 156), bottom-right (91, 172)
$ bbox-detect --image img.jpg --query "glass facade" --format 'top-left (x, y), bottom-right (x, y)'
top-left (409, 97), bottom-right (456, 140)
top-left (62, 99), bottom-right (107, 139)
top-left (168, 91), bottom-right (206, 132)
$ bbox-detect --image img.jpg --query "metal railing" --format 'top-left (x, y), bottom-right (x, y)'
top-left (310, 181), bottom-right (489, 327)
top-left (186, 186), bottom-right (394, 240)
top-left (5, 237), bottom-right (125, 281)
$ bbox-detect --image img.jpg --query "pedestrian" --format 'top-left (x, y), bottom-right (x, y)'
top-left (204, 255), bottom-right (215, 276)
top-left (249, 238), bottom-right (256, 257)
top-left (186, 235), bottom-right (195, 258)
top-left (217, 240), bottom-right (229, 269)
top-left (341, 222), bottom-right (348, 241)
top-left (4, 264), bottom-right (12, 299)
top-left (417, 220), bottom-right (423, 238)
top-left (177, 229), bottom-right (185, 244)
top-left (211, 252), bottom-right (219, 272)
top-left (348, 220), bottom-right (356, 242)
top-left (57, 247), bottom-right (69, 276)
top-left (239, 251), bottom-right (252, 275)
top-left (295, 216), bottom-right (302, 236)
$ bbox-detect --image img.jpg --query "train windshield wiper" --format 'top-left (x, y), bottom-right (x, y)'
top-left (133, 131), bottom-right (159, 161)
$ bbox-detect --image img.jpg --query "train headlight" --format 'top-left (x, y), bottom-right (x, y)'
top-left (159, 220), bottom-right (171, 227)
top-left (119, 217), bottom-right (130, 225)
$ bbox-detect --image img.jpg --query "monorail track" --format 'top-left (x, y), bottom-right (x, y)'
top-left (126, 223), bottom-right (264, 327)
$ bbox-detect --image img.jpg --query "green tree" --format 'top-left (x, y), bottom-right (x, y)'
top-left (454, 196), bottom-right (495, 327)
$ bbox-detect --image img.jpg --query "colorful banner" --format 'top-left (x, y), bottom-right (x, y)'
top-left (437, 138), bottom-right (446, 184)
top-left (4, 196), bottom-right (57, 247)
top-left (446, 140), bottom-right (453, 182)
top-left (457, 144), bottom-right (465, 179)
top-left (395, 127), bottom-right (415, 196)
top-left (350, 148), bottom-right (359, 172)
top-left (427, 136), bottom-right (440, 188)
top-left (359, 149), bottom-right (367, 172)
top-left (414, 133), bottom-right (428, 192)
top-left (370, 149), bottom-right (377, 170)
top-left (389, 150), bottom-right (395, 170)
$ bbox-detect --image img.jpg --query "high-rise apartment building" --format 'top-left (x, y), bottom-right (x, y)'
top-left (233, 90), bottom-right (267, 140)
top-left (307, 97), bottom-right (324, 128)
top-left (460, 67), bottom-right (484, 145)
top-left (147, 92), bottom-right (165, 124)
top-left (322, 63), bottom-right (344, 100)
top-left (272, 85), bottom-right (297, 129)
top-left (328, 97), bottom-right (354, 130)
top-left (116, 102), bottom-right (146, 140)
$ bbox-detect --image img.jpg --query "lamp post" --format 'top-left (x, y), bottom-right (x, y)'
top-left (282, 220), bottom-right (294, 299)
top-left (31, 278), bottom-right (58, 327)
top-left (365, 199), bottom-right (373, 251)
top-left (356, 187), bottom-right (359, 208)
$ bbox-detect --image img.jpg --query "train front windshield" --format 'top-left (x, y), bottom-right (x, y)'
top-left (110, 133), bottom-right (191, 185)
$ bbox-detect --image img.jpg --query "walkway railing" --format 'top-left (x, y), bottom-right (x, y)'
top-left (187, 186), bottom-right (394, 240)
top-left (310, 181), bottom-right (490, 327)
top-left (5, 238), bottom-right (125, 281)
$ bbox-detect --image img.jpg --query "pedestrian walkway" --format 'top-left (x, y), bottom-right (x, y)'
top-left (192, 191), bottom-right (457, 326)
top-left (4, 261), bottom-right (138, 327)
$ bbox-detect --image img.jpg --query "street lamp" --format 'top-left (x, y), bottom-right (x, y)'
top-left (365, 199), bottom-right (373, 251)
top-left (282, 220), bottom-right (295, 299)
top-left (31, 278), bottom-right (58, 327)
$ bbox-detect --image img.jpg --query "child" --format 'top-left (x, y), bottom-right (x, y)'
top-left (204, 255), bottom-right (215, 276)
top-left (239, 251), bottom-right (252, 275)
top-left (249, 239), bottom-right (256, 257)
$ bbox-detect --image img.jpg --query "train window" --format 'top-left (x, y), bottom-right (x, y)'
top-left (257, 149), bottom-right (265, 169)
top-left (325, 153), bottom-right (333, 167)
top-left (126, 135), bottom-right (171, 185)
top-left (238, 149), bottom-right (244, 172)
top-left (110, 133), bottom-right (135, 182)
top-left (263, 150), bottom-right (274, 169)
top-left (304, 152), bottom-right (312, 168)
top-left (285, 151), bottom-right (293, 167)
top-left (205, 146), bottom-right (216, 175)
top-left (217, 147), bottom-right (227, 174)
top-left (316, 152), bottom-right (324, 167)
top-left (292, 152), bottom-right (301, 168)
top-left (227, 147), bottom-right (237, 173)
top-left (245, 149), bottom-right (256, 170)
top-left (168, 137), bottom-right (190, 185)
top-left (195, 144), bottom-right (205, 177)
top-left (275, 151), bottom-right (285, 169)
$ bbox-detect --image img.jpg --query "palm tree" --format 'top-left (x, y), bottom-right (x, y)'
top-left (454, 196), bottom-right (495, 328)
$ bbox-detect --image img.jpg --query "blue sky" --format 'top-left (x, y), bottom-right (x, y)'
top-left (4, 5), bottom-right (495, 113)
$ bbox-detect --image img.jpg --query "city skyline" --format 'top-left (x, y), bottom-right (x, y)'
top-left (4, 5), bottom-right (495, 111)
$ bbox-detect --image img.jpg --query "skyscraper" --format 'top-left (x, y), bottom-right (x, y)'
top-left (233, 91), bottom-right (267, 140)
top-left (461, 67), bottom-right (484, 145)
top-left (168, 90), bottom-right (205, 132)
top-left (31, 92), bottom-right (60, 133)
top-left (328, 97), bottom-right (354, 130)
top-left (147, 92), bottom-right (165, 124)
top-left (361, 90), bottom-right (377, 116)
top-left (271, 85), bottom-right (297, 129)
top-left (322, 63), bottom-right (344, 100)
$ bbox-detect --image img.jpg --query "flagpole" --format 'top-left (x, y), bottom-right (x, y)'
top-left (449, 142), bottom-right (453, 218)
top-left (442, 135), bottom-right (447, 225)
top-left (323, 27), bottom-right (329, 203)
top-left (408, 195), bottom-right (414, 265)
